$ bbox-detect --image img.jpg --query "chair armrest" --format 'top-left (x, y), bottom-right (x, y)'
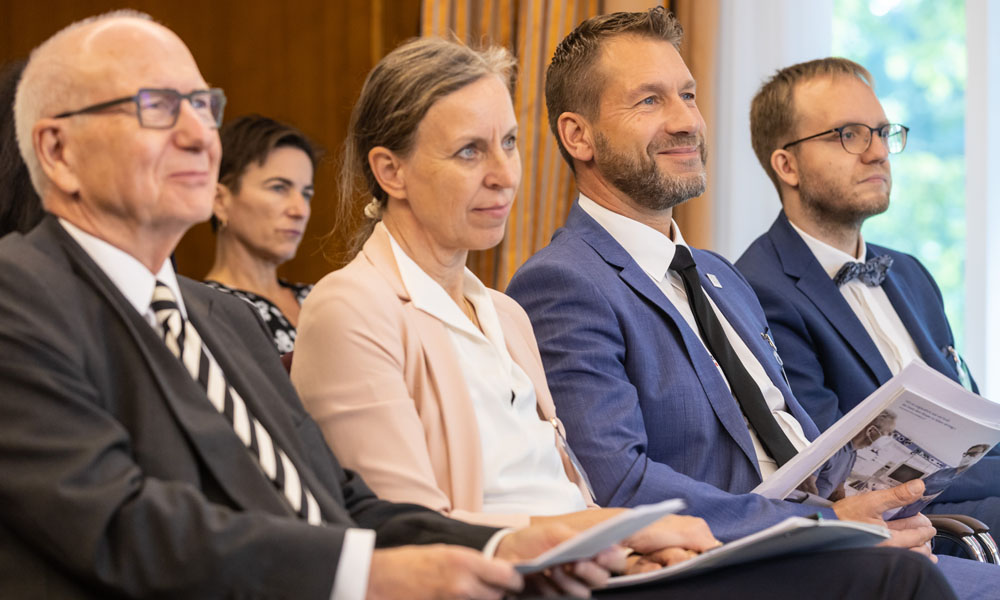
top-left (928, 515), bottom-right (987, 562)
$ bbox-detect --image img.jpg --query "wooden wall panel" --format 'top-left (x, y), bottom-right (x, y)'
top-left (0, 0), bottom-right (421, 283)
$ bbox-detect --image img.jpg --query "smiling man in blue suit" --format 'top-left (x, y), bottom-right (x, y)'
top-left (507, 8), bottom-right (1000, 598)
top-left (734, 58), bottom-right (999, 527)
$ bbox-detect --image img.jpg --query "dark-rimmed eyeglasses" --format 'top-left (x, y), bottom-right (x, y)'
top-left (782, 123), bottom-right (909, 155)
top-left (54, 88), bottom-right (227, 129)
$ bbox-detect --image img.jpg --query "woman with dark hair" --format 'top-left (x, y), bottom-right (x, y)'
top-left (204, 114), bottom-right (319, 353)
top-left (0, 59), bottom-right (44, 237)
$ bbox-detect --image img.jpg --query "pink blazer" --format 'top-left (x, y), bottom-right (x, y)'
top-left (291, 225), bottom-right (593, 528)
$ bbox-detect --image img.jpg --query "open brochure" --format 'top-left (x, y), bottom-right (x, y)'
top-left (605, 517), bottom-right (888, 588)
top-left (514, 499), bottom-right (685, 574)
top-left (754, 362), bottom-right (1000, 519)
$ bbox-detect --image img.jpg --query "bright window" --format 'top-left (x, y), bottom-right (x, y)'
top-left (833, 0), bottom-right (967, 348)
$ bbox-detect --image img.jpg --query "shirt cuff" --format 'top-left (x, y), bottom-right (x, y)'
top-left (481, 527), bottom-right (515, 558)
top-left (330, 528), bottom-right (376, 600)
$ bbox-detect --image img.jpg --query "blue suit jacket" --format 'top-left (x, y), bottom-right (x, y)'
top-left (736, 211), bottom-right (995, 503)
top-left (507, 202), bottom-right (840, 542)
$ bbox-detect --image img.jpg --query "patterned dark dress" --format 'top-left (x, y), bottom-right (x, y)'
top-left (203, 280), bottom-right (312, 354)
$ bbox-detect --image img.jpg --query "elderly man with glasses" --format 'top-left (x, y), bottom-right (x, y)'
top-left (736, 57), bottom-right (1000, 534)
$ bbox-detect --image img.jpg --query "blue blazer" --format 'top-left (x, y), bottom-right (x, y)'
top-left (736, 211), bottom-right (994, 504)
top-left (507, 202), bottom-right (839, 542)
top-left (736, 211), bottom-right (975, 429)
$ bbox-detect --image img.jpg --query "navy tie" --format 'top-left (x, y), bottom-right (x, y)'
top-left (833, 254), bottom-right (894, 287)
top-left (670, 246), bottom-right (798, 467)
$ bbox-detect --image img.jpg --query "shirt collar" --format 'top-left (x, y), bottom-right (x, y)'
top-left (59, 218), bottom-right (185, 318)
top-left (385, 225), bottom-right (484, 338)
top-left (577, 194), bottom-right (689, 280)
top-left (788, 220), bottom-right (868, 280)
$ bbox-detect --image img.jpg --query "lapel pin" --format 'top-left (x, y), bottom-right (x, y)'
top-left (707, 273), bottom-right (723, 288)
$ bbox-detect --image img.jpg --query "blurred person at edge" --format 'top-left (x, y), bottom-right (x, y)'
top-left (0, 59), bottom-right (44, 237)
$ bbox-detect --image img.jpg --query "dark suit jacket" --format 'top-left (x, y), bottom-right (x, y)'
top-left (507, 202), bottom-right (841, 543)
top-left (0, 217), bottom-right (496, 599)
top-left (736, 211), bottom-right (996, 504)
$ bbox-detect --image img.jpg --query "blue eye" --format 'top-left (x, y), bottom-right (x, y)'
top-left (641, 96), bottom-right (656, 105)
top-left (457, 146), bottom-right (479, 159)
top-left (681, 92), bottom-right (696, 101)
top-left (502, 135), bottom-right (517, 150)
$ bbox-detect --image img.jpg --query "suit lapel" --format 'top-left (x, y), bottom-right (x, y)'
top-left (870, 247), bottom-right (954, 377)
top-left (697, 260), bottom-right (820, 440)
top-left (360, 225), bottom-right (485, 510)
top-left (186, 285), bottom-right (353, 522)
top-left (567, 205), bottom-right (760, 472)
top-left (769, 213), bottom-right (893, 384)
top-left (52, 224), bottom-right (295, 518)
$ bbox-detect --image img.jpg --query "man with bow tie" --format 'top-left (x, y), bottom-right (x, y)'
top-left (735, 57), bottom-right (999, 531)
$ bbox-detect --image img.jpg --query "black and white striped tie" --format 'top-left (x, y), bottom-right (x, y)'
top-left (151, 281), bottom-right (321, 525)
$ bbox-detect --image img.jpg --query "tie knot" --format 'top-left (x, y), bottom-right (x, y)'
top-left (669, 244), bottom-right (696, 273)
top-left (833, 254), bottom-right (894, 287)
top-left (151, 280), bottom-right (179, 311)
top-left (151, 281), bottom-right (183, 334)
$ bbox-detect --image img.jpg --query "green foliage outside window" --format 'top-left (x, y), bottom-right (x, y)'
top-left (834, 0), bottom-right (966, 348)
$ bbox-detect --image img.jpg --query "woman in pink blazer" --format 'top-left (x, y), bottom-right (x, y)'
top-left (291, 37), bottom-right (718, 570)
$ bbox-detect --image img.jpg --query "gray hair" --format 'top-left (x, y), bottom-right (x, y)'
top-left (13, 10), bottom-right (154, 196)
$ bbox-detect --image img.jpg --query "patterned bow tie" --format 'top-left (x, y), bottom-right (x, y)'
top-left (833, 254), bottom-right (894, 287)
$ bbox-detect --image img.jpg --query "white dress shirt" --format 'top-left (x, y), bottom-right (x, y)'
top-left (789, 222), bottom-right (923, 376)
top-left (59, 219), bottom-right (374, 600)
top-left (578, 197), bottom-right (811, 479)
top-left (388, 233), bottom-right (588, 515)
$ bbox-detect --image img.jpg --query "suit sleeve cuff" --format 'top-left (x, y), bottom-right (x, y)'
top-left (330, 528), bottom-right (376, 600)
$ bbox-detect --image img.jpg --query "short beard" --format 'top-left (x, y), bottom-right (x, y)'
top-left (594, 132), bottom-right (707, 211)
top-left (798, 168), bottom-right (890, 232)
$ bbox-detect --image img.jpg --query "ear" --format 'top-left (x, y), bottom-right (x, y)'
top-left (770, 148), bottom-right (799, 189)
top-left (213, 183), bottom-right (232, 223)
top-left (368, 146), bottom-right (407, 200)
top-left (33, 119), bottom-right (81, 196)
top-left (557, 112), bottom-right (595, 165)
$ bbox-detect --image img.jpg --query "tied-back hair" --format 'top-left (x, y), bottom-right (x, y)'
top-left (337, 36), bottom-right (517, 258)
top-left (545, 6), bottom-right (684, 170)
top-left (213, 114), bottom-right (321, 232)
top-left (750, 57), bottom-right (873, 197)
